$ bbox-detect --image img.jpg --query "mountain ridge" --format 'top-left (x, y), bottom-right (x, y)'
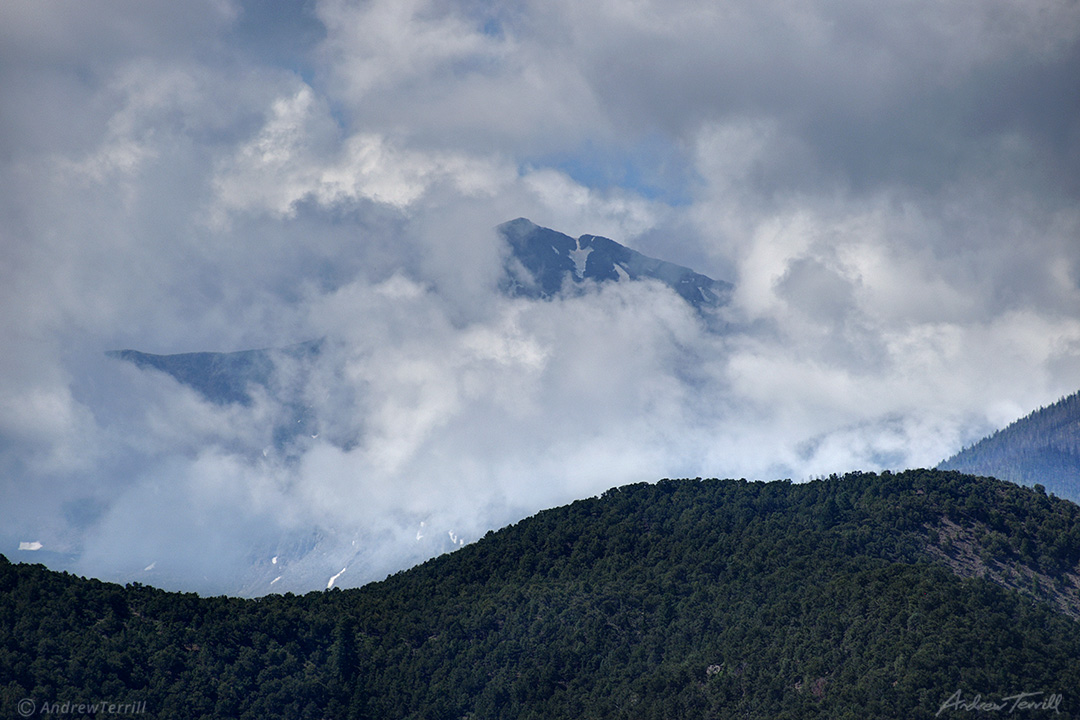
top-left (3, 470), bottom-right (1078, 719)
top-left (105, 340), bottom-right (321, 407)
top-left (939, 390), bottom-right (1080, 503)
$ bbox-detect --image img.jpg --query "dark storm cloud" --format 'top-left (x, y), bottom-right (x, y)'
top-left (556, 0), bottom-right (1080, 193)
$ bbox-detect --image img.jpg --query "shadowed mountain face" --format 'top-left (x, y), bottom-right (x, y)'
top-left (106, 347), bottom-right (280, 406)
top-left (938, 391), bottom-right (1080, 503)
top-left (108, 340), bottom-right (321, 401)
top-left (107, 341), bottom-right (322, 446)
top-left (498, 218), bottom-right (732, 310)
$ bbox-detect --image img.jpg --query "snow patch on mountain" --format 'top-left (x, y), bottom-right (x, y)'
top-left (569, 246), bottom-right (593, 278)
top-left (327, 567), bottom-right (347, 589)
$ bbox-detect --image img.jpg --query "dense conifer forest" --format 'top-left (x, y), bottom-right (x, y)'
top-left (3, 470), bottom-right (1080, 719)
top-left (940, 390), bottom-right (1080, 502)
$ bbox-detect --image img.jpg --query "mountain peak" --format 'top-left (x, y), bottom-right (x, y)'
top-left (498, 217), bottom-right (540, 236)
top-left (498, 219), bottom-right (731, 311)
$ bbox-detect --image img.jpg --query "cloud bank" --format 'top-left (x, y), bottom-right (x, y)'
top-left (1, 0), bottom-right (1079, 593)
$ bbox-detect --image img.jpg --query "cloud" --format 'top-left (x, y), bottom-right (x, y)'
top-left (214, 84), bottom-right (514, 219)
top-left (317, 0), bottom-right (503, 100)
top-left (315, 0), bottom-right (610, 154)
top-left (1, 0), bottom-right (1079, 594)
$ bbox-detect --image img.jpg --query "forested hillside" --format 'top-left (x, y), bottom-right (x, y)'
top-left (3, 470), bottom-right (1079, 719)
top-left (940, 391), bottom-right (1080, 502)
